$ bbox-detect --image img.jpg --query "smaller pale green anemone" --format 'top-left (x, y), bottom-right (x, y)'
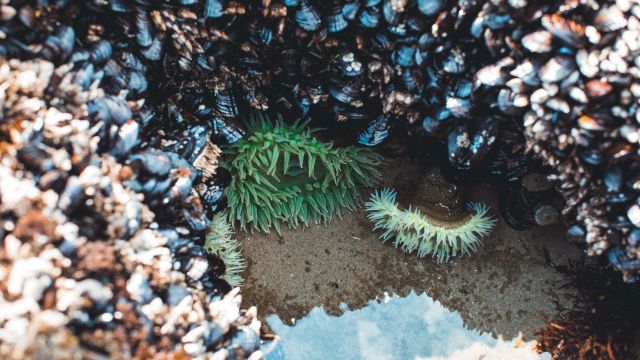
top-left (226, 112), bottom-right (383, 233)
top-left (205, 213), bottom-right (246, 287)
top-left (365, 188), bottom-right (496, 262)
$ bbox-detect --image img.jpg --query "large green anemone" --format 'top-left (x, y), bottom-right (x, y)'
top-left (226, 113), bottom-right (383, 232)
top-left (366, 188), bottom-right (496, 262)
top-left (205, 213), bottom-right (246, 287)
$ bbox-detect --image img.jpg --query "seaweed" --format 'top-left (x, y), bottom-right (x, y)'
top-left (536, 257), bottom-right (640, 359)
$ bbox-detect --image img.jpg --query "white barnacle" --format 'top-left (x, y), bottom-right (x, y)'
top-left (342, 52), bottom-right (355, 62)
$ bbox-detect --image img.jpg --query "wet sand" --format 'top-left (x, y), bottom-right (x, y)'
top-left (238, 157), bottom-right (584, 338)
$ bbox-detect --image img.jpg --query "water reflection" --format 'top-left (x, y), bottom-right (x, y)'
top-left (266, 291), bottom-right (547, 360)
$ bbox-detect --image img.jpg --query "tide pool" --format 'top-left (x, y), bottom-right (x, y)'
top-left (265, 291), bottom-right (548, 360)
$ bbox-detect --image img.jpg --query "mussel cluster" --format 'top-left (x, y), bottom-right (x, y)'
top-left (2, 0), bottom-right (640, 354)
top-left (0, 3), bottom-right (272, 358)
top-left (59, 0), bottom-right (638, 281)
top-left (472, 0), bottom-right (640, 282)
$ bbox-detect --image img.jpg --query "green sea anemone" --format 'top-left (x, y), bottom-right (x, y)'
top-left (225, 113), bottom-right (383, 232)
top-left (205, 213), bottom-right (246, 287)
top-left (365, 188), bottom-right (496, 262)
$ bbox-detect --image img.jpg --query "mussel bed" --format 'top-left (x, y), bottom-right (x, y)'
top-left (1, 0), bottom-right (640, 358)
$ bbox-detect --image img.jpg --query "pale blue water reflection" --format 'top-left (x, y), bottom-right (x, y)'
top-left (266, 291), bottom-right (546, 360)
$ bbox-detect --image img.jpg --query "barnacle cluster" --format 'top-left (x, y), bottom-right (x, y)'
top-left (473, 0), bottom-right (640, 282)
top-left (0, 3), bottom-right (271, 357)
top-left (226, 113), bottom-right (383, 232)
top-left (366, 188), bottom-right (496, 262)
top-left (0, 57), bottom-right (269, 358)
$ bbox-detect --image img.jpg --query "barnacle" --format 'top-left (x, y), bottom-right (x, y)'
top-left (365, 188), bottom-right (496, 262)
top-left (226, 112), bottom-right (383, 232)
top-left (205, 213), bottom-right (246, 288)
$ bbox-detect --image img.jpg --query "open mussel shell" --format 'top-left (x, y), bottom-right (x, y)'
top-left (357, 113), bottom-right (392, 146)
top-left (295, 0), bottom-right (322, 31)
top-left (210, 117), bottom-right (245, 145)
top-left (499, 185), bottom-right (539, 230)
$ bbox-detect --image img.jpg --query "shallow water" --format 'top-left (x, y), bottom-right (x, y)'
top-left (241, 159), bottom-right (581, 338)
top-left (266, 292), bottom-right (546, 360)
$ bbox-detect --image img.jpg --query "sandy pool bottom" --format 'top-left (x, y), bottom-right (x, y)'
top-left (237, 158), bottom-right (583, 339)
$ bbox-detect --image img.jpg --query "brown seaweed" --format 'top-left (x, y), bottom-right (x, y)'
top-left (536, 258), bottom-right (640, 359)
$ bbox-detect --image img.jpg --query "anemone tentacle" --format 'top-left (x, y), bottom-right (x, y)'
top-left (205, 213), bottom-right (246, 287)
top-left (225, 112), bottom-right (384, 233)
top-left (365, 188), bottom-right (496, 262)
